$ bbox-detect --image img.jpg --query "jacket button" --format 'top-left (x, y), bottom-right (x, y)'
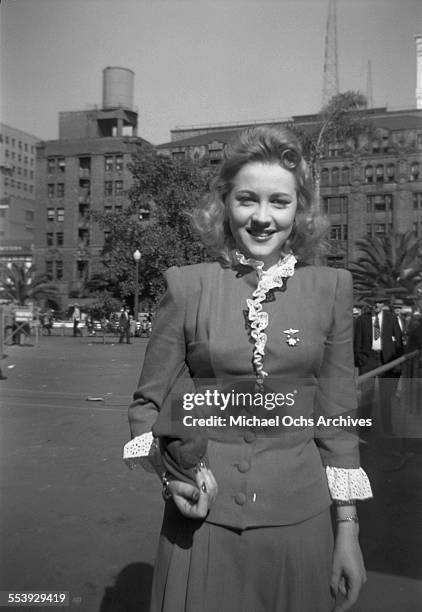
top-left (234, 492), bottom-right (246, 505)
top-left (244, 430), bottom-right (256, 443)
top-left (237, 460), bottom-right (251, 473)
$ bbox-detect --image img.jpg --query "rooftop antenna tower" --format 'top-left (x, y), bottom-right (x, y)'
top-left (321, 0), bottom-right (339, 108)
top-left (366, 60), bottom-right (373, 108)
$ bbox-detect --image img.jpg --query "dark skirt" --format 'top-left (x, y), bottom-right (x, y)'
top-left (150, 503), bottom-right (335, 612)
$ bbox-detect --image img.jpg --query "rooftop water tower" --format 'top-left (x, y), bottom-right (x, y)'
top-left (102, 66), bottom-right (135, 111)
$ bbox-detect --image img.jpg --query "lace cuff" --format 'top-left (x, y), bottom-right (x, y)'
top-left (123, 432), bottom-right (164, 474)
top-left (326, 466), bottom-right (373, 501)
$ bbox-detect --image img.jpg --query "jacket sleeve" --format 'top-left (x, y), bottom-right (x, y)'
top-left (128, 267), bottom-right (192, 438)
top-left (314, 269), bottom-right (360, 469)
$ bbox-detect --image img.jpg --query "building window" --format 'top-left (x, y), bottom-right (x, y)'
top-left (115, 180), bottom-right (123, 195)
top-left (48, 184), bottom-right (55, 198)
top-left (374, 223), bottom-right (386, 235)
top-left (30, 171), bottom-right (34, 179)
top-left (46, 261), bottom-right (53, 281)
top-left (77, 260), bottom-right (89, 280)
top-left (331, 167), bottom-right (339, 186)
top-left (105, 156), bottom-right (114, 172)
top-left (386, 164), bottom-right (395, 181)
top-left (327, 256), bottom-right (345, 268)
top-left (323, 196), bottom-right (348, 215)
top-left (365, 165), bottom-right (373, 183)
top-left (321, 168), bottom-right (329, 187)
top-left (57, 208), bottom-right (64, 222)
top-left (410, 162), bottom-right (420, 181)
top-left (328, 143), bottom-right (344, 158)
top-left (56, 232), bottom-right (64, 246)
top-left (413, 193), bottom-right (422, 209)
top-left (372, 140), bottom-right (380, 154)
top-left (24, 156), bottom-right (28, 165)
top-left (29, 185), bottom-right (34, 193)
top-left (340, 167), bottom-right (350, 185)
top-left (367, 194), bottom-right (393, 212)
top-left (330, 225), bottom-right (342, 240)
top-left (56, 261), bottom-right (63, 280)
top-left (57, 183), bottom-right (65, 198)
top-left (17, 167), bottom-right (22, 176)
top-left (23, 169), bottom-right (27, 177)
top-left (24, 143), bottom-right (28, 152)
top-left (47, 208), bottom-right (55, 222)
top-left (47, 158), bottom-right (55, 174)
top-left (115, 155), bottom-right (123, 171)
top-left (46, 233), bottom-right (54, 246)
top-left (104, 181), bottom-right (113, 196)
top-left (25, 210), bottom-right (34, 222)
top-left (114, 205), bottom-right (122, 213)
top-left (376, 165), bottom-right (384, 183)
top-left (104, 205), bottom-right (113, 213)
top-left (58, 158), bottom-right (66, 173)
top-left (5, 149), bottom-right (9, 158)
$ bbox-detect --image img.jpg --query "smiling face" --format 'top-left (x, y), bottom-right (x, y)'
top-left (227, 162), bottom-right (297, 268)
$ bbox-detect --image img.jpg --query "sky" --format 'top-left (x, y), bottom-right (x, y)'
top-left (1, 0), bottom-right (421, 145)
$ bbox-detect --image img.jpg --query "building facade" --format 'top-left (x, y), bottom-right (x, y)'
top-left (0, 123), bottom-right (40, 272)
top-left (157, 107), bottom-right (422, 268)
top-left (34, 67), bottom-right (151, 304)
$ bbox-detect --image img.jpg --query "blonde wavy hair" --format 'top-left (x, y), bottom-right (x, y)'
top-left (191, 125), bottom-right (328, 264)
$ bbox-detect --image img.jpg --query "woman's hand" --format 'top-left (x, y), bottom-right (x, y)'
top-left (331, 524), bottom-right (367, 612)
top-left (167, 464), bottom-right (218, 519)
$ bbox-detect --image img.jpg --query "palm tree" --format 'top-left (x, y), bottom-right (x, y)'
top-left (0, 263), bottom-right (61, 306)
top-left (349, 231), bottom-right (422, 298)
top-left (290, 91), bottom-right (369, 209)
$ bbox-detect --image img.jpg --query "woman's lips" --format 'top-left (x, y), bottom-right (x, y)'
top-left (247, 229), bottom-right (276, 241)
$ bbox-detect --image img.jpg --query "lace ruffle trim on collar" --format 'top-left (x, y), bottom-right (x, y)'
top-left (234, 251), bottom-right (297, 386)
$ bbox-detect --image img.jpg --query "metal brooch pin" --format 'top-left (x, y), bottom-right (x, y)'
top-left (283, 328), bottom-right (300, 346)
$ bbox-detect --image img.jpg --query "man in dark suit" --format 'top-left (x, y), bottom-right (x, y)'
top-left (354, 289), bottom-right (403, 434)
top-left (118, 306), bottom-right (131, 344)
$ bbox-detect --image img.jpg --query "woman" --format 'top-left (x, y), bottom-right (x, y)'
top-left (124, 126), bottom-right (372, 612)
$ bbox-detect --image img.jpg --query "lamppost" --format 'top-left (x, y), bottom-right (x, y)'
top-left (133, 249), bottom-right (141, 321)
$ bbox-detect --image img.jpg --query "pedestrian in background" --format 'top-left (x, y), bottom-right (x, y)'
top-left (72, 304), bottom-right (81, 337)
top-left (118, 307), bottom-right (131, 344)
top-left (354, 290), bottom-right (403, 434)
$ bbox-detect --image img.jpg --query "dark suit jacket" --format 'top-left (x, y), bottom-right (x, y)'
top-left (354, 310), bottom-right (403, 368)
top-left (129, 262), bottom-right (360, 528)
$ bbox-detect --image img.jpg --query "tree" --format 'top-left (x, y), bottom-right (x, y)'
top-left (92, 148), bottom-right (213, 305)
top-left (0, 263), bottom-right (61, 306)
top-left (349, 231), bottom-right (422, 299)
top-left (290, 91), bottom-right (368, 208)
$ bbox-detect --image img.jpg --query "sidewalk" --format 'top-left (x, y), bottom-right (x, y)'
top-left (0, 336), bottom-right (421, 611)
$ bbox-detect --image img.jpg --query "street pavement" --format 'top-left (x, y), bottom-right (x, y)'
top-left (0, 335), bottom-right (421, 611)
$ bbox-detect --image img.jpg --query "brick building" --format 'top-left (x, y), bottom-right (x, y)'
top-left (0, 123), bottom-right (40, 273)
top-left (34, 68), bottom-right (151, 305)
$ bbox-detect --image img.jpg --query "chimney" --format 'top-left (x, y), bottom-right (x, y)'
top-left (416, 35), bottom-right (422, 109)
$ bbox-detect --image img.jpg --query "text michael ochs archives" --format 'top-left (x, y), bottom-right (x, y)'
top-left (180, 390), bottom-right (373, 428)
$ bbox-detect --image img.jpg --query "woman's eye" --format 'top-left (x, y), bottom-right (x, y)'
top-left (237, 196), bottom-right (254, 204)
top-left (272, 200), bottom-right (290, 207)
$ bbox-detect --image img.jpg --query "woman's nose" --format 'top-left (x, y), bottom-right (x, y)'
top-left (251, 203), bottom-right (271, 225)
